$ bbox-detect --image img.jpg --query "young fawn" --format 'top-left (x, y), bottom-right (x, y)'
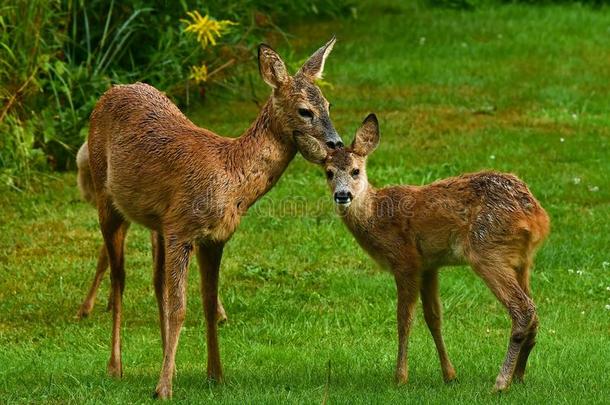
top-left (297, 114), bottom-right (550, 392)
top-left (75, 143), bottom-right (228, 323)
top-left (86, 38), bottom-right (342, 399)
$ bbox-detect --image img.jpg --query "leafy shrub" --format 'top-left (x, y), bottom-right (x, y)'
top-left (0, 0), bottom-right (352, 190)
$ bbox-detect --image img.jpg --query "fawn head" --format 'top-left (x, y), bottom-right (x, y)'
top-left (296, 114), bottom-right (380, 208)
top-left (258, 36), bottom-right (343, 152)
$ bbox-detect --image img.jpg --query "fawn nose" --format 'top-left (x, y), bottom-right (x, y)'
top-left (334, 190), bottom-right (353, 205)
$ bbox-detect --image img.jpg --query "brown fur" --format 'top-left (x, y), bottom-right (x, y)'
top-left (75, 143), bottom-right (228, 323)
top-left (84, 38), bottom-right (340, 399)
top-left (307, 114), bottom-right (550, 392)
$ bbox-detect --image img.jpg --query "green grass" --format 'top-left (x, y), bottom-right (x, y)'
top-left (1, 2), bottom-right (609, 403)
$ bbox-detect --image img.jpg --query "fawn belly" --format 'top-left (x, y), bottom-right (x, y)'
top-left (416, 233), bottom-right (468, 268)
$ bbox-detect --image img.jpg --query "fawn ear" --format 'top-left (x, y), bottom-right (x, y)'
top-left (294, 133), bottom-right (328, 164)
top-left (258, 44), bottom-right (290, 89)
top-left (297, 36), bottom-right (336, 81)
top-left (351, 114), bottom-right (380, 157)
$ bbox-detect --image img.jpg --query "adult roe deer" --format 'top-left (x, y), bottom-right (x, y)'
top-left (75, 143), bottom-right (228, 322)
top-left (86, 37), bottom-right (342, 399)
top-left (297, 114), bottom-right (550, 392)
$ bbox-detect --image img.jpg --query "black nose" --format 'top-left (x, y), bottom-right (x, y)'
top-left (326, 140), bottom-right (342, 149)
top-left (334, 190), bottom-right (353, 204)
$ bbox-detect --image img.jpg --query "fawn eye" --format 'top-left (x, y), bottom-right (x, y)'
top-left (298, 108), bottom-right (314, 119)
top-left (326, 170), bottom-right (334, 180)
top-left (351, 168), bottom-right (360, 178)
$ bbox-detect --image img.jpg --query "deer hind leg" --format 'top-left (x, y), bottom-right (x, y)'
top-left (420, 269), bottom-right (456, 382)
top-left (473, 259), bottom-right (537, 392)
top-left (216, 296), bottom-right (228, 325)
top-left (513, 258), bottom-right (538, 383)
top-left (76, 243), bottom-right (109, 319)
top-left (197, 242), bottom-right (225, 382)
top-left (98, 199), bottom-right (130, 379)
top-left (153, 236), bottom-right (193, 400)
top-left (394, 270), bottom-right (421, 385)
top-left (151, 231), bottom-right (167, 352)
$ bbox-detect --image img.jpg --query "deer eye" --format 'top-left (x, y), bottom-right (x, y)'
top-left (351, 168), bottom-right (360, 178)
top-left (298, 108), bottom-right (314, 119)
top-left (326, 170), bottom-right (334, 180)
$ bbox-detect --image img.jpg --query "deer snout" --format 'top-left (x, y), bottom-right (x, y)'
top-left (326, 139), bottom-right (344, 149)
top-left (334, 190), bottom-right (353, 205)
top-left (325, 132), bottom-right (344, 149)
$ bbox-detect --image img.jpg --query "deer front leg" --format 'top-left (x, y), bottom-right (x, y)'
top-left (153, 237), bottom-right (193, 400)
top-left (394, 270), bottom-right (420, 385)
top-left (197, 242), bottom-right (224, 382)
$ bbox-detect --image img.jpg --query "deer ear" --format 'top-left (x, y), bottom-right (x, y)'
top-left (258, 44), bottom-right (290, 89)
top-left (351, 113), bottom-right (380, 157)
top-left (297, 36), bottom-right (336, 81)
top-left (294, 133), bottom-right (328, 164)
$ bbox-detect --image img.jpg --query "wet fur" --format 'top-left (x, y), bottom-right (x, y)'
top-left (321, 116), bottom-right (549, 391)
top-left (75, 143), bottom-right (228, 323)
top-left (85, 37), bottom-right (339, 399)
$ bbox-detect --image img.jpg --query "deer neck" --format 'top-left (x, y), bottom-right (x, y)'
top-left (228, 100), bottom-right (297, 210)
top-left (342, 182), bottom-right (377, 231)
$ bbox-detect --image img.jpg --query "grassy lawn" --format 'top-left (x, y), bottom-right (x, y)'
top-left (1, 2), bottom-right (609, 403)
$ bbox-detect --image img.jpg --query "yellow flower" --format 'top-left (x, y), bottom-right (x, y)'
top-left (189, 64), bottom-right (208, 84)
top-left (181, 11), bottom-right (237, 49)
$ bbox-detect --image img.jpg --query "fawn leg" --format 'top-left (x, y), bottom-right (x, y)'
top-left (420, 269), bottom-right (456, 382)
top-left (98, 200), bottom-right (129, 378)
top-left (512, 313), bottom-right (538, 383)
top-left (196, 242), bottom-right (224, 382)
top-left (153, 237), bottom-right (193, 399)
top-left (474, 261), bottom-right (537, 392)
top-left (394, 270), bottom-right (420, 385)
top-left (513, 261), bottom-right (538, 382)
top-left (76, 243), bottom-right (109, 319)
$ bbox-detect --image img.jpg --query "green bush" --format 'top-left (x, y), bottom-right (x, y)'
top-left (0, 0), bottom-right (351, 190)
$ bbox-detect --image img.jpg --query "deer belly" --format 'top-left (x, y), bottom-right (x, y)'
top-left (105, 163), bottom-right (171, 230)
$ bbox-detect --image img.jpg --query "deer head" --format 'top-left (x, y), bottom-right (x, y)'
top-left (296, 113), bottom-right (379, 208)
top-left (258, 36), bottom-right (343, 155)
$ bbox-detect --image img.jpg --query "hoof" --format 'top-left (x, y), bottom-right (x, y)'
top-left (513, 371), bottom-right (525, 383)
top-left (443, 373), bottom-right (458, 384)
top-left (153, 384), bottom-right (172, 400)
top-left (395, 371), bottom-right (408, 386)
top-left (492, 376), bottom-right (511, 393)
top-left (207, 372), bottom-right (224, 385)
top-left (107, 361), bottom-right (123, 379)
top-left (75, 307), bottom-right (91, 320)
top-left (216, 310), bottom-right (228, 325)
